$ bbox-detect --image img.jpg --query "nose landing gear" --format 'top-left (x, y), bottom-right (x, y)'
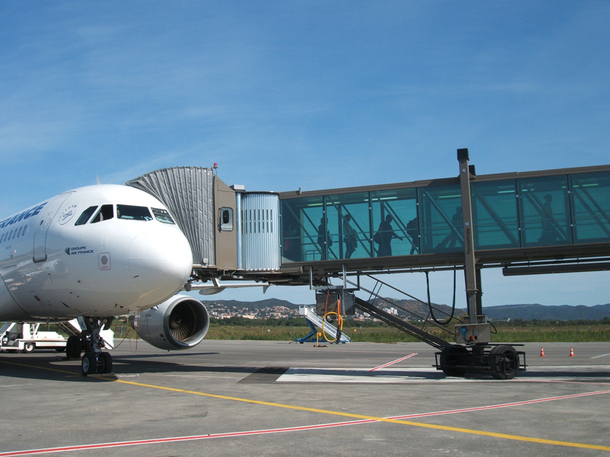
top-left (80, 317), bottom-right (113, 376)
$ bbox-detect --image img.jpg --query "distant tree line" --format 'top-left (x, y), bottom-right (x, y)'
top-left (491, 317), bottom-right (610, 327)
top-left (209, 317), bottom-right (389, 327)
top-left (210, 316), bottom-right (610, 327)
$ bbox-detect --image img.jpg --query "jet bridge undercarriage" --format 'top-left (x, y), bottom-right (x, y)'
top-left (308, 268), bottom-right (526, 380)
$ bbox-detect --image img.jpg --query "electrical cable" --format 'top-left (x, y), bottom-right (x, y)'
top-left (426, 268), bottom-right (457, 325)
top-left (490, 321), bottom-right (498, 334)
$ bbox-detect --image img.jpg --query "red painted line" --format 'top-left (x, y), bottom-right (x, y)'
top-left (369, 353), bottom-right (417, 371)
top-left (4, 389), bottom-right (608, 456)
top-left (388, 389), bottom-right (610, 420)
top-left (0, 422), bottom-right (361, 456)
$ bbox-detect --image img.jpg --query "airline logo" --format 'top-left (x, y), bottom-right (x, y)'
top-left (65, 246), bottom-right (94, 256)
top-left (0, 202), bottom-right (47, 229)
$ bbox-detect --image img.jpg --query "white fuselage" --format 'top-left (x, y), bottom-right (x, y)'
top-left (0, 185), bottom-right (193, 322)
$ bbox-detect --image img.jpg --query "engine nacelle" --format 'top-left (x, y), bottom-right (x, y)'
top-left (133, 295), bottom-right (209, 350)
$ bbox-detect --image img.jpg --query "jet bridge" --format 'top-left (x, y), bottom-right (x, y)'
top-left (279, 149), bottom-right (610, 378)
top-left (126, 151), bottom-right (610, 379)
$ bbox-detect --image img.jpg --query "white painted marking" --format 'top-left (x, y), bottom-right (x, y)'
top-left (591, 353), bottom-right (610, 359)
top-left (276, 366), bottom-right (610, 384)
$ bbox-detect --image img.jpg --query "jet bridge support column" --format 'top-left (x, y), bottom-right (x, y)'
top-left (454, 148), bottom-right (492, 343)
top-left (434, 149), bottom-right (525, 379)
top-left (457, 148), bottom-right (481, 326)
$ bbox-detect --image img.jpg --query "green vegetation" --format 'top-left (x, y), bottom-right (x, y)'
top-left (29, 317), bottom-right (606, 345)
top-left (196, 317), bottom-right (610, 343)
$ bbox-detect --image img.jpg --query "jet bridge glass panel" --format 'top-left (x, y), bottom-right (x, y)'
top-left (518, 175), bottom-right (571, 247)
top-left (570, 172), bottom-right (610, 244)
top-left (281, 196), bottom-right (324, 262)
top-left (419, 184), bottom-right (463, 254)
top-left (471, 180), bottom-right (520, 249)
top-left (371, 189), bottom-right (417, 257)
top-left (325, 192), bottom-right (371, 259)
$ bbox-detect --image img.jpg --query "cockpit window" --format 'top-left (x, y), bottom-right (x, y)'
top-left (152, 208), bottom-right (175, 224)
top-left (117, 205), bottom-right (153, 221)
top-left (75, 206), bottom-right (98, 226)
top-left (91, 204), bottom-right (114, 223)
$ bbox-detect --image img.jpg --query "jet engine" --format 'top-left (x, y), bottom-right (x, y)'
top-left (133, 295), bottom-right (209, 350)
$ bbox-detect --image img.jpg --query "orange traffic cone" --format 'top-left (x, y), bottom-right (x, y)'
top-left (540, 347), bottom-right (545, 357)
top-left (569, 347), bottom-right (575, 357)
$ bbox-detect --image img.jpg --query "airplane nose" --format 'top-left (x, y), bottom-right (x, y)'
top-left (128, 230), bottom-right (193, 299)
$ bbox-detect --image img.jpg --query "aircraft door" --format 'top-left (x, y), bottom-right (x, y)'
top-left (33, 193), bottom-right (72, 262)
top-left (0, 274), bottom-right (29, 321)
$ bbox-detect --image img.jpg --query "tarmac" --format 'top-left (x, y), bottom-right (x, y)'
top-left (1, 340), bottom-right (609, 456)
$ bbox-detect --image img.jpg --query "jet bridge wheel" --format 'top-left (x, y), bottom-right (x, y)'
top-left (439, 345), bottom-right (468, 377)
top-left (487, 345), bottom-right (519, 380)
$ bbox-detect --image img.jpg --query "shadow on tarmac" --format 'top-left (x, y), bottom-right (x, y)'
top-left (0, 351), bottom-right (286, 383)
top-left (2, 350), bottom-right (610, 384)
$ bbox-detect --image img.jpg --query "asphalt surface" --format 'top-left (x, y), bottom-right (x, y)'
top-left (1, 340), bottom-right (609, 456)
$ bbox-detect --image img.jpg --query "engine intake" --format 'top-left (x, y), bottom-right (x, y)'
top-left (134, 295), bottom-right (209, 350)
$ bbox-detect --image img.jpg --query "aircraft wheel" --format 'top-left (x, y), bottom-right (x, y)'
top-left (81, 352), bottom-right (97, 376)
top-left (66, 336), bottom-right (82, 359)
top-left (97, 352), bottom-right (113, 374)
top-left (23, 343), bottom-right (35, 353)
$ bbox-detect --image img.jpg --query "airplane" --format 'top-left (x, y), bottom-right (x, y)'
top-left (0, 184), bottom-right (210, 375)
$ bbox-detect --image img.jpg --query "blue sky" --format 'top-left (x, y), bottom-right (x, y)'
top-left (1, 1), bottom-right (609, 307)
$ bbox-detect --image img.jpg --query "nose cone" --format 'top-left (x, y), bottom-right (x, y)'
top-left (128, 229), bottom-right (193, 304)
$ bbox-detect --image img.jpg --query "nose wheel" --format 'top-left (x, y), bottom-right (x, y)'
top-left (79, 317), bottom-right (114, 376)
top-left (81, 351), bottom-right (113, 376)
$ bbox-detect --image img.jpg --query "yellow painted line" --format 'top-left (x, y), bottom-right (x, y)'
top-left (116, 378), bottom-right (610, 452)
top-left (2, 359), bottom-right (609, 452)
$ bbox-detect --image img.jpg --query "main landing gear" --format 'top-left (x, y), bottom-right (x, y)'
top-left (65, 317), bottom-right (113, 376)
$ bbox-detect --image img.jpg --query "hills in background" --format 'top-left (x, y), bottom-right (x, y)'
top-left (477, 303), bottom-right (610, 321)
top-left (200, 298), bottom-right (610, 321)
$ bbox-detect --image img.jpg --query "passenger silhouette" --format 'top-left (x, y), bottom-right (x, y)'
top-left (343, 214), bottom-right (357, 259)
top-left (406, 216), bottom-right (418, 255)
top-left (538, 194), bottom-right (559, 243)
top-left (317, 217), bottom-right (331, 259)
top-left (437, 207), bottom-right (462, 249)
top-left (375, 215), bottom-right (402, 257)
